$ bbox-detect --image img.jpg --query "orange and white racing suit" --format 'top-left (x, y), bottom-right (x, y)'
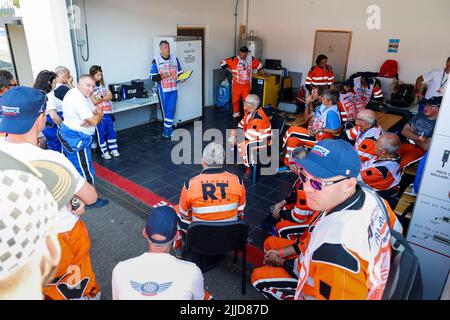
top-left (346, 123), bottom-right (383, 164)
top-left (251, 185), bottom-right (402, 300)
top-left (275, 178), bottom-right (315, 240)
top-left (360, 155), bottom-right (402, 192)
top-left (237, 107), bottom-right (272, 167)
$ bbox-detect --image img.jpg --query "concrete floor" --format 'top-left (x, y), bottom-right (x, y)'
top-left (83, 180), bottom-right (264, 300)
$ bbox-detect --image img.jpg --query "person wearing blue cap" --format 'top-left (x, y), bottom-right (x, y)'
top-left (0, 86), bottom-right (103, 300)
top-left (399, 96), bottom-right (441, 169)
top-left (112, 206), bottom-right (211, 300)
top-left (252, 139), bottom-right (402, 300)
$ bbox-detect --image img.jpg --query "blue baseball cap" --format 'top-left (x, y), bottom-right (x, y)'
top-left (145, 206), bottom-right (178, 244)
top-left (293, 139), bottom-right (361, 179)
top-left (0, 86), bottom-right (47, 134)
top-left (425, 96), bottom-right (442, 108)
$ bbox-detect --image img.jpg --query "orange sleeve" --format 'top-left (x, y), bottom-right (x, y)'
top-left (372, 82), bottom-right (383, 99)
top-left (337, 101), bottom-right (348, 122)
top-left (238, 180), bottom-right (246, 219)
top-left (252, 57), bottom-right (263, 70)
top-left (178, 183), bottom-right (191, 220)
top-left (358, 138), bottom-right (377, 162)
top-left (360, 167), bottom-right (393, 191)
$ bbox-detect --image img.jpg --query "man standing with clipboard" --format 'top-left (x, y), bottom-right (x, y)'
top-left (150, 40), bottom-right (190, 139)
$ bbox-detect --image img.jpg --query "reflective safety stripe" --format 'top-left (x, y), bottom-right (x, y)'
top-left (306, 276), bottom-right (315, 288)
top-left (192, 215), bottom-right (238, 222)
top-left (191, 202), bottom-right (239, 214)
top-left (178, 206), bottom-right (190, 215)
top-left (238, 203), bottom-right (246, 211)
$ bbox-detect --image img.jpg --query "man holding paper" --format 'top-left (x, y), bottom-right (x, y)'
top-left (150, 40), bottom-right (183, 138)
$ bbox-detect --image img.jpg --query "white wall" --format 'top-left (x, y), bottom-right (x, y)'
top-left (74, 0), bottom-right (244, 106)
top-left (20, 0), bottom-right (77, 80)
top-left (246, 0), bottom-right (450, 84)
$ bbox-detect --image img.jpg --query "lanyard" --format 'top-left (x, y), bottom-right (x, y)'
top-left (440, 71), bottom-right (448, 89)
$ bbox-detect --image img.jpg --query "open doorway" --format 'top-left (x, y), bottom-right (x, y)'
top-left (0, 22), bottom-right (33, 86)
top-left (177, 26), bottom-right (205, 106)
top-left (312, 30), bottom-right (352, 83)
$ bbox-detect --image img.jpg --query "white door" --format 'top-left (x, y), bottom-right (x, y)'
top-left (313, 31), bottom-right (352, 83)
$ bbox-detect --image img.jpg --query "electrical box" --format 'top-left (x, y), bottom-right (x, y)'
top-left (251, 74), bottom-right (279, 108)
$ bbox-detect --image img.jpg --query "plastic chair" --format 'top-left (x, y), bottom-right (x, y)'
top-left (185, 220), bottom-right (249, 295)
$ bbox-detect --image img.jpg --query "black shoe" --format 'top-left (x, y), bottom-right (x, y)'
top-left (86, 198), bottom-right (109, 209)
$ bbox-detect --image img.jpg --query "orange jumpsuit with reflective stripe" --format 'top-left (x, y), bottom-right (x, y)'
top-left (276, 179), bottom-right (314, 240)
top-left (305, 65), bottom-right (335, 91)
top-left (43, 220), bottom-right (100, 300)
top-left (346, 123), bottom-right (383, 164)
top-left (221, 55), bottom-right (263, 117)
top-left (237, 107), bottom-right (272, 167)
top-left (177, 168), bottom-right (246, 225)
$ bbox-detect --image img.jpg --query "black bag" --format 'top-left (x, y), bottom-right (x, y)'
top-left (120, 84), bottom-right (144, 100)
top-left (390, 84), bottom-right (415, 108)
top-left (363, 186), bottom-right (423, 300)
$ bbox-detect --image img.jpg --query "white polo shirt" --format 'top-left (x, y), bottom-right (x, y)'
top-left (0, 139), bottom-right (85, 233)
top-left (112, 253), bottom-right (205, 300)
top-left (423, 68), bottom-right (449, 99)
top-left (62, 88), bottom-right (96, 135)
top-left (46, 91), bottom-right (59, 114)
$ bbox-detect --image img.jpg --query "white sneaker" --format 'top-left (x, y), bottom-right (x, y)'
top-left (91, 141), bottom-right (98, 149)
top-left (110, 150), bottom-right (120, 157)
top-left (101, 152), bottom-right (112, 160)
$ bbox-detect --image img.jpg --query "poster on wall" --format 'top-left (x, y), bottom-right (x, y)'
top-left (388, 39), bottom-right (400, 53)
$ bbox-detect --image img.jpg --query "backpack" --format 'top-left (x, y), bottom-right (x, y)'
top-left (390, 83), bottom-right (415, 108)
top-left (379, 60), bottom-right (399, 78)
top-left (363, 186), bottom-right (423, 300)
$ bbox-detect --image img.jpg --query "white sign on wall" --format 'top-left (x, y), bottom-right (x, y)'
top-left (407, 83), bottom-right (450, 299)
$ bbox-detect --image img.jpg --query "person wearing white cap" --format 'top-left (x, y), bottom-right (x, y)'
top-left (0, 150), bottom-right (80, 299)
top-left (0, 86), bottom-right (102, 300)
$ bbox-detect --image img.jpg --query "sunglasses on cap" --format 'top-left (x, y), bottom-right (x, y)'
top-left (298, 169), bottom-right (348, 191)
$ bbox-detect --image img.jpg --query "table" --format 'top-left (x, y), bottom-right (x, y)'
top-left (112, 95), bottom-right (160, 131)
top-left (374, 111), bottom-right (403, 131)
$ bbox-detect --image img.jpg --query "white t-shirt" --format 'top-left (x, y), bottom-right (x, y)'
top-left (46, 91), bottom-right (59, 114)
top-left (112, 253), bottom-right (205, 300)
top-left (423, 68), bottom-right (449, 99)
top-left (0, 139), bottom-right (85, 233)
top-left (62, 88), bottom-right (96, 135)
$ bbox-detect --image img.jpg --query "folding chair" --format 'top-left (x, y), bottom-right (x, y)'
top-left (185, 220), bottom-right (249, 295)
